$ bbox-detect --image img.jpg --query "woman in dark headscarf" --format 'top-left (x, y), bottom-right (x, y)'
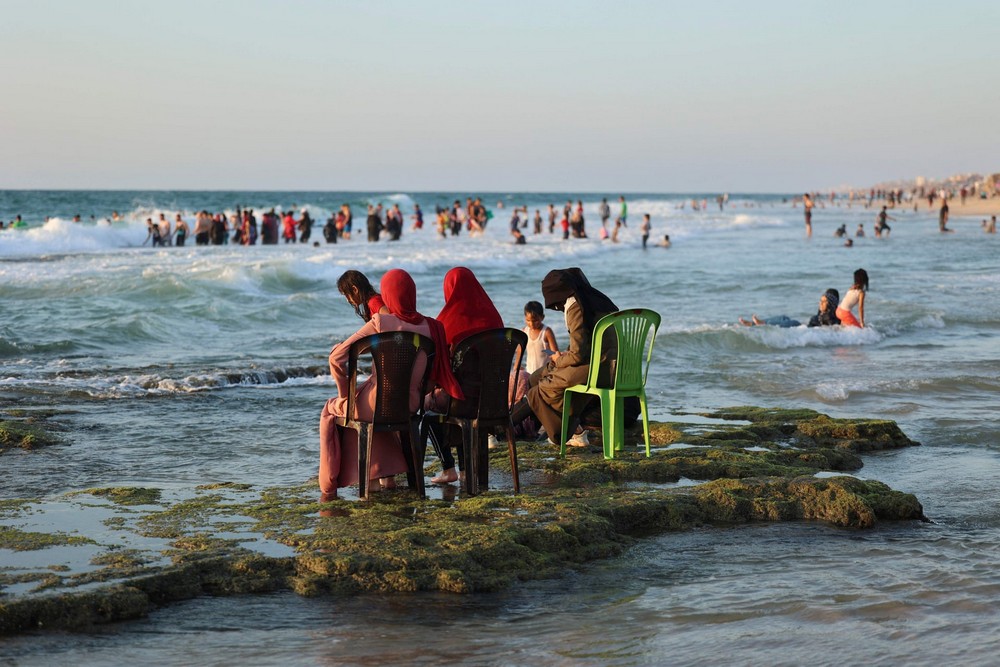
top-left (514, 267), bottom-right (618, 446)
top-left (319, 269), bottom-right (462, 498)
top-left (425, 267), bottom-right (503, 484)
top-left (808, 289), bottom-right (841, 327)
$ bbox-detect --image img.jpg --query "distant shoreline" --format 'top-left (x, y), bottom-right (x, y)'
top-left (907, 197), bottom-right (999, 218)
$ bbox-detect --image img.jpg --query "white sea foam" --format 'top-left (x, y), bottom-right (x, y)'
top-left (813, 377), bottom-right (924, 402)
top-left (0, 365), bottom-right (330, 398)
top-left (741, 324), bottom-right (884, 349)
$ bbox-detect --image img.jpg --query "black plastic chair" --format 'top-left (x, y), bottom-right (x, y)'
top-left (335, 331), bottom-right (435, 500)
top-left (420, 327), bottom-right (527, 496)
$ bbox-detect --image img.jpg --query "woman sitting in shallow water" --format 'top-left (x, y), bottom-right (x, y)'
top-left (739, 289), bottom-right (841, 328)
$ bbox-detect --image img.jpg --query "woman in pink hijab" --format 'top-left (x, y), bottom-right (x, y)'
top-left (319, 269), bottom-right (462, 498)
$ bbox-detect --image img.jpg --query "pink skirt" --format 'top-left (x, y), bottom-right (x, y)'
top-left (318, 398), bottom-right (407, 495)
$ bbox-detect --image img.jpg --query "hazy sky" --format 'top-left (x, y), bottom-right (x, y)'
top-left (3, 1), bottom-right (998, 191)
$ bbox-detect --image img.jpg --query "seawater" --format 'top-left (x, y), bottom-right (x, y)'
top-left (2, 190), bottom-right (999, 665)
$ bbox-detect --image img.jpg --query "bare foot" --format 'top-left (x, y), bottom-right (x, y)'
top-left (379, 477), bottom-right (397, 490)
top-left (751, 315), bottom-right (765, 325)
top-left (431, 468), bottom-right (459, 484)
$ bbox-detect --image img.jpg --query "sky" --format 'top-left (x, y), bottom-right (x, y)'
top-left (2, 0), bottom-right (998, 192)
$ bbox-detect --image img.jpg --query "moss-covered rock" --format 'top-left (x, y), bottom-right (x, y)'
top-left (0, 527), bottom-right (95, 551)
top-left (73, 487), bottom-right (163, 506)
top-left (0, 419), bottom-right (60, 452)
top-left (0, 407), bottom-right (927, 636)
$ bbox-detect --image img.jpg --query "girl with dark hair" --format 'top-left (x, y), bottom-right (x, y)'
top-left (837, 268), bottom-right (869, 327)
top-left (337, 270), bottom-right (386, 322)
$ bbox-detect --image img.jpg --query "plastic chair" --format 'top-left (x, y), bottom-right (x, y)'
top-left (559, 309), bottom-right (661, 459)
top-left (335, 331), bottom-right (435, 500)
top-left (420, 328), bottom-right (527, 496)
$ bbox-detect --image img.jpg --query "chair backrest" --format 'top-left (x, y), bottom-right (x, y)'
top-left (347, 331), bottom-right (435, 425)
top-left (582, 309), bottom-right (661, 391)
top-left (447, 328), bottom-right (527, 422)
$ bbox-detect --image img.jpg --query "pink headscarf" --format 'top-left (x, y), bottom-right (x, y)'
top-left (380, 269), bottom-right (464, 400)
top-left (436, 267), bottom-right (503, 347)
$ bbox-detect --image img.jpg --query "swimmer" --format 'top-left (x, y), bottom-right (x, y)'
top-left (739, 289), bottom-right (841, 328)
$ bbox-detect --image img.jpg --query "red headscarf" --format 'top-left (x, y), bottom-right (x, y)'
top-left (436, 267), bottom-right (503, 347)
top-left (380, 269), bottom-right (464, 400)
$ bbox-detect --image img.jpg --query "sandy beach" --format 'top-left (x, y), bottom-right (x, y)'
top-left (908, 196), bottom-right (999, 218)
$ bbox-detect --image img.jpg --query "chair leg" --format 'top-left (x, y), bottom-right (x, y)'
top-left (357, 424), bottom-right (371, 501)
top-left (419, 417), bottom-right (432, 467)
top-left (407, 422), bottom-right (426, 499)
top-left (560, 389), bottom-right (576, 458)
top-left (459, 421), bottom-right (477, 496)
top-left (476, 427), bottom-right (489, 490)
top-left (505, 424), bottom-right (520, 494)
top-left (601, 393), bottom-right (616, 459)
top-left (400, 428), bottom-right (417, 491)
top-left (639, 392), bottom-right (651, 457)
top-left (614, 395), bottom-right (626, 454)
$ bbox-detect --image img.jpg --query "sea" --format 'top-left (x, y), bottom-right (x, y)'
top-left (1, 190), bottom-right (999, 665)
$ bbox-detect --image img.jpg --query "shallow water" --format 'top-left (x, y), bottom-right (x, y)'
top-left (2, 190), bottom-right (999, 663)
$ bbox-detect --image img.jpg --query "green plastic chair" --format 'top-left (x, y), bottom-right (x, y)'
top-left (559, 308), bottom-right (661, 459)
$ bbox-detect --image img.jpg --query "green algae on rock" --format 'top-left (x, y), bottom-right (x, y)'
top-left (0, 527), bottom-right (95, 552)
top-left (72, 487), bottom-right (163, 506)
top-left (700, 407), bottom-right (919, 452)
top-left (0, 419), bottom-right (61, 452)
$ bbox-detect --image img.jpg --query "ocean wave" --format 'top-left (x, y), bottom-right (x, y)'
top-left (0, 335), bottom-right (81, 358)
top-left (0, 364), bottom-right (329, 398)
top-left (811, 373), bottom-right (1000, 402)
top-left (665, 323), bottom-right (884, 352)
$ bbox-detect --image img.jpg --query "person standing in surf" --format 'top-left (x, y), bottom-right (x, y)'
top-left (803, 193), bottom-right (814, 237)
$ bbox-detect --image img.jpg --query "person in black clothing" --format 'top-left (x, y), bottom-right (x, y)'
top-left (210, 215), bottom-right (227, 245)
top-left (366, 205), bottom-right (383, 242)
top-left (323, 215), bottom-right (338, 243)
top-left (298, 210), bottom-right (314, 243)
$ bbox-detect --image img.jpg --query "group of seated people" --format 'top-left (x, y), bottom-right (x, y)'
top-left (318, 266), bottom-right (622, 499)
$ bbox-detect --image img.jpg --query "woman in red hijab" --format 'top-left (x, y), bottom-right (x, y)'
top-left (425, 267), bottom-right (503, 484)
top-left (436, 267), bottom-right (503, 347)
top-left (319, 269), bottom-right (462, 498)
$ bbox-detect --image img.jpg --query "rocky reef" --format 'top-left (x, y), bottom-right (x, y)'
top-left (0, 408), bottom-right (925, 635)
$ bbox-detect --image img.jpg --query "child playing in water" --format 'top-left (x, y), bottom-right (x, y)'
top-left (522, 301), bottom-right (559, 374)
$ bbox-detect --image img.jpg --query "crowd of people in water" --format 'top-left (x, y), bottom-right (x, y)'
top-left (1, 194), bottom-right (680, 249)
top-left (4, 188), bottom-right (996, 244)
